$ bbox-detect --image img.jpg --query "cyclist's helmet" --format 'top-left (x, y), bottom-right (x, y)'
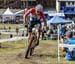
top-left (35, 4), bottom-right (43, 12)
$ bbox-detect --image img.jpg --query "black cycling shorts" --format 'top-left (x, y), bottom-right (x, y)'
top-left (28, 20), bottom-right (41, 32)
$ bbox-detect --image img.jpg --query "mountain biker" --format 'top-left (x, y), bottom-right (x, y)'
top-left (23, 4), bottom-right (47, 48)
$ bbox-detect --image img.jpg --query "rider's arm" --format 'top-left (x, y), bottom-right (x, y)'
top-left (23, 8), bottom-right (33, 24)
top-left (40, 12), bottom-right (47, 26)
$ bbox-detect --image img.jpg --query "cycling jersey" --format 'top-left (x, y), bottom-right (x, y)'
top-left (24, 8), bottom-right (46, 22)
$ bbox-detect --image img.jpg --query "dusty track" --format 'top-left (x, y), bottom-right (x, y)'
top-left (0, 43), bottom-right (57, 64)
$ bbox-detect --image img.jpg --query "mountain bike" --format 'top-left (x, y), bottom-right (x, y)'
top-left (25, 24), bottom-right (40, 59)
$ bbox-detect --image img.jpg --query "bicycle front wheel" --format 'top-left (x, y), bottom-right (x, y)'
top-left (25, 35), bottom-right (35, 59)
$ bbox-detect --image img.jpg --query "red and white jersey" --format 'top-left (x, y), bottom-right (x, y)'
top-left (24, 8), bottom-right (46, 22)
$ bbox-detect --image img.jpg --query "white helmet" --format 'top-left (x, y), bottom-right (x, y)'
top-left (35, 4), bottom-right (43, 12)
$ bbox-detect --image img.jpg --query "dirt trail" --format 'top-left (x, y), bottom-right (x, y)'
top-left (0, 43), bottom-right (57, 64)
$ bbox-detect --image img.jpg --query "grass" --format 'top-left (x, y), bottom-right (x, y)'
top-left (0, 39), bottom-right (75, 64)
top-left (0, 24), bottom-right (24, 29)
top-left (0, 24), bottom-right (75, 64)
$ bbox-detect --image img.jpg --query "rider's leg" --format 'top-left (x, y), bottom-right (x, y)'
top-left (28, 32), bottom-right (32, 41)
top-left (28, 32), bottom-right (36, 48)
top-left (35, 20), bottom-right (41, 46)
top-left (28, 20), bottom-right (35, 41)
top-left (28, 32), bottom-right (36, 56)
top-left (35, 27), bottom-right (41, 46)
top-left (26, 32), bottom-right (34, 57)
